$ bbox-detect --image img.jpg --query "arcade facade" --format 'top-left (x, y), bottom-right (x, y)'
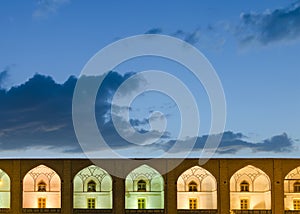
top-left (0, 158), bottom-right (298, 214)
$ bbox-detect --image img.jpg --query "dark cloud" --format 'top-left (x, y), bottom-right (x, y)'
top-left (254, 133), bottom-right (293, 152)
top-left (130, 118), bottom-right (149, 127)
top-left (214, 132), bottom-right (294, 154)
top-left (237, 1), bottom-right (300, 45)
top-left (0, 71), bottom-right (148, 153)
top-left (144, 28), bottom-right (163, 34)
top-left (0, 74), bottom-right (77, 152)
top-left (157, 131), bottom-right (295, 154)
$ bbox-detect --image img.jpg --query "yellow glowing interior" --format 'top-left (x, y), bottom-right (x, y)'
top-left (177, 166), bottom-right (217, 209)
top-left (22, 164), bottom-right (61, 208)
top-left (230, 165), bottom-right (271, 210)
top-left (284, 166), bottom-right (300, 210)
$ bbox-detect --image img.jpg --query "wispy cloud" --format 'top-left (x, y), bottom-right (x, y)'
top-left (173, 28), bottom-right (201, 45)
top-left (236, 1), bottom-right (300, 45)
top-left (144, 26), bottom-right (226, 50)
top-left (32, 0), bottom-right (70, 19)
top-left (145, 28), bottom-right (163, 34)
top-left (0, 65), bottom-right (14, 89)
top-left (0, 70), bottom-right (8, 89)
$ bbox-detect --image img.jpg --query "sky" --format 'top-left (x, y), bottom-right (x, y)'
top-left (0, 0), bottom-right (300, 158)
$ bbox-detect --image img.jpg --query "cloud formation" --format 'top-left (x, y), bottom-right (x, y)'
top-left (158, 131), bottom-right (294, 154)
top-left (143, 2), bottom-right (300, 48)
top-left (237, 1), bottom-right (300, 45)
top-left (33, 0), bottom-right (70, 19)
top-left (0, 72), bottom-right (167, 154)
top-left (143, 27), bottom-right (225, 50)
top-left (0, 70), bottom-right (8, 88)
top-left (0, 72), bottom-right (141, 153)
top-left (0, 72), bottom-right (295, 156)
top-left (145, 28), bottom-right (163, 34)
top-left (173, 29), bottom-right (201, 45)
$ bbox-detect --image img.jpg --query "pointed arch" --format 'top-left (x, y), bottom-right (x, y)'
top-left (284, 166), bottom-right (300, 210)
top-left (0, 169), bottom-right (10, 208)
top-left (230, 165), bottom-right (271, 210)
top-left (125, 164), bottom-right (164, 209)
top-left (23, 164), bottom-right (61, 208)
top-left (73, 165), bottom-right (112, 209)
top-left (230, 165), bottom-right (271, 192)
top-left (177, 166), bottom-right (217, 210)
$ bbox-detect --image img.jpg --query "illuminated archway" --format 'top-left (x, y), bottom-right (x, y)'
top-left (125, 165), bottom-right (164, 209)
top-left (177, 166), bottom-right (217, 210)
top-left (0, 169), bottom-right (10, 208)
top-left (73, 165), bottom-right (112, 209)
top-left (230, 165), bottom-right (271, 211)
top-left (23, 165), bottom-right (61, 208)
top-left (284, 166), bottom-right (300, 210)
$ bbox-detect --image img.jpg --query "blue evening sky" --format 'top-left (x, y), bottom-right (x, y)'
top-left (0, 0), bottom-right (299, 158)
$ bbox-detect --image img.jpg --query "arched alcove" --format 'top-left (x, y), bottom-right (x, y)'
top-left (177, 166), bottom-right (217, 210)
top-left (125, 164), bottom-right (164, 209)
top-left (230, 165), bottom-right (271, 211)
top-left (73, 165), bottom-right (112, 209)
top-left (23, 165), bottom-right (61, 208)
top-left (284, 166), bottom-right (300, 210)
top-left (0, 169), bottom-right (10, 208)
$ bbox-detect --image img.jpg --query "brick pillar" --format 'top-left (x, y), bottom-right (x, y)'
top-left (165, 170), bottom-right (177, 214)
top-left (219, 159), bottom-right (230, 214)
top-left (11, 160), bottom-right (21, 214)
top-left (272, 159), bottom-right (284, 214)
top-left (61, 160), bottom-right (72, 214)
top-left (113, 176), bottom-right (125, 214)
